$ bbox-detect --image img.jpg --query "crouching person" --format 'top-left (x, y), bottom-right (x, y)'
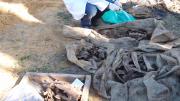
top-left (63, 0), bottom-right (122, 28)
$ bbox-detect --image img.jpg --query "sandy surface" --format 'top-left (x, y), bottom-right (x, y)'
top-left (0, 0), bottom-right (84, 99)
top-left (0, 0), bottom-right (179, 100)
top-left (0, 0), bottom-right (76, 72)
top-left (0, 0), bottom-right (104, 100)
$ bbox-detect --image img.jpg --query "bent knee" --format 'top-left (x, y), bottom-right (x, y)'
top-left (85, 3), bottom-right (98, 18)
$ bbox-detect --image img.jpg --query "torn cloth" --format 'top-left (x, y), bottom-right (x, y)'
top-left (64, 18), bottom-right (180, 101)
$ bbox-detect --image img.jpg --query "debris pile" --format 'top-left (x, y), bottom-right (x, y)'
top-left (112, 52), bottom-right (146, 83)
top-left (3, 73), bottom-right (91, 101)
top-left (127, 4), bottom-right (168, 19)
top-left (64, 17), bottom-right (180, 101)
top-left (123, 0), bottom-right (180, 14)
top-left (77, 45), bottom-right (107, 62)
top-left (41, 80), bottom-right (82, 101)
top-left (98, 28), bottom-right (149, 41)
top-left (64, 0), bottom-right (180, 101)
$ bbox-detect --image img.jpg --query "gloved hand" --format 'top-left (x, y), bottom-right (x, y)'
top-left (109, 3), bottom-right (121, 11)
top-left (114, 0), bottom-right (122, 8)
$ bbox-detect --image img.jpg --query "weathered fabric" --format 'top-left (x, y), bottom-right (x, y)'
top-left (64, 3), bottom-right (180, 100)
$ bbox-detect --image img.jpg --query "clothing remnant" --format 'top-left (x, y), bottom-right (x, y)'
top-left (65, 17), bottom-right (180, 101)
top-left (64, 0), bottom-right (180, 101)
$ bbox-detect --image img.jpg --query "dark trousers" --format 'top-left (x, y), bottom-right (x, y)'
top-left (81, 0), bottom-right (115, 27)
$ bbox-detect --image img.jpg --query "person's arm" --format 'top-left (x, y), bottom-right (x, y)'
top-left (114, 0), bottom-right (122, 8)
top-left (88, 0), bottom-right (122, 11)
top-left (87, 0), bottom-right (109, 11)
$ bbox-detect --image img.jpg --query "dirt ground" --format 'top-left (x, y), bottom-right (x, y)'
top-left (0, 0), bottom-right (179, 100)
top-left (0, 0), bottom-right (76, 72)
top-left (0, 0), bottom-right (101, 100)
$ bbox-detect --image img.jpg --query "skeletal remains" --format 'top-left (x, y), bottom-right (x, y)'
top-left (41, 80), bottom-right (82, 101)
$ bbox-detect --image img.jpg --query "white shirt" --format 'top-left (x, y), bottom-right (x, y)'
top-left (63, 0), bottom-right (109, 20)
